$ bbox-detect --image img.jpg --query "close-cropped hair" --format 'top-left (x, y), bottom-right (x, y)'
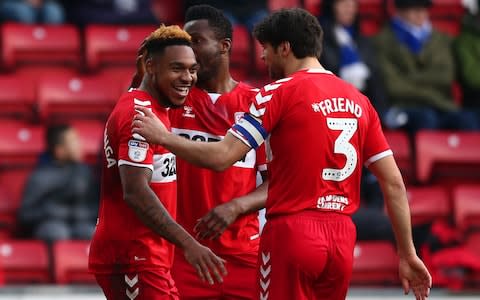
top-left (185, 4), bottom-right (233, 40)
top-left (141, 25), bottom-right (192, 58)
top-left (253, 8), bottom-right (323, 59)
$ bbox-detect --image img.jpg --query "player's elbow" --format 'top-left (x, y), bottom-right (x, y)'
top-left (207, 156), bottom-right (231, 172)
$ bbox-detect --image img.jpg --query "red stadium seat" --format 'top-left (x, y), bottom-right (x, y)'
top-left (53, 240), bottom-right (95, 284)
top-left (351, 241), bottom-right (399, 285)
top-left (37, 73), bottom-right (121, 122)
top-left (0, 74), bottom-right (36, 120)
top-left (0, 23), bottom-right (80, 70)
top-left (70, 120), bottom-right (105, 165)
top-left (268, 0), bottom-right (300, 11)
top-left (304, 0), bottom-right (322, 15)
top-left (415, 131), bottom-right (480, 184)
top-left (407, 185), bottom-right (450, 225)
top-left (85, 25), bottom-right (156, 71)
top-left (453, 185), bottom-right (480, 232)
top-left (231, 25), bottom-right (252, 80)
top-left (0, 169), bottom-right (32, 237)
top-left (384, 130), bottom-right (412, 182)
top-left (0, 120), bottom-right (44, 167)
top-left (0, 240), bottom-right (50, 283)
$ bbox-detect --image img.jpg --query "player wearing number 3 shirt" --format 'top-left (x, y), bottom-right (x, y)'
top-left (131, 9), bottom-right (432, 300)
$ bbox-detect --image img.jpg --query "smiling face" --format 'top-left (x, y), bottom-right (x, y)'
top-left (147, 45), bottom-right (198, 107)
top-left (184, 19), bottom-right (225, 83)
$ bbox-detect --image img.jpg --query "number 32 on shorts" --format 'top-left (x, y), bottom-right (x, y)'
top-left (322, 117), bottom-right (358, 182)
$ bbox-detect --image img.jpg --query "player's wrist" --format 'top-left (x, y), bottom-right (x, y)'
top-left (178, 234), bottom-right (197, 250)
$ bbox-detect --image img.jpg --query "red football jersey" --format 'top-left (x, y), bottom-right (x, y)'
top-left (89, 89), bottom-right (177, 274)
top-left (230, 69), bottom-right (392, 218)
top-left (169, 83), bottom-right (267, 266)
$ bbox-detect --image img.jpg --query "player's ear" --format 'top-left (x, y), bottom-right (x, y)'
top-left (279, 41), bottom-right (291, 57)
top-left (145, 56), bottom-right (154, 74)
top-left (220, 38), bottom-right (232, 54)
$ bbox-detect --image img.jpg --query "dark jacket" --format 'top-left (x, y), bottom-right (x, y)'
top-left (373, 24), bottom-right (457, 112)
top-left (18, 159), bottom-right (98, 236)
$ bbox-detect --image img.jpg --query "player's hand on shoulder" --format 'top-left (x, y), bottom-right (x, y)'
top-left (399, 254), bottom-right (432, 300)
top-left (132, 106), bottom-right (168, 145)
top-left (182, 238), bottom-right (227, 285)
top-left (193, 201), bottom-right (240, 240)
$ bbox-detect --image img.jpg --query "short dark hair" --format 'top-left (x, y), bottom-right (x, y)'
top-left (46, 123), bottom-right (70, 155)
top-left (143, 25), bottom-right (192, 59)
top-left (185, 4), bottom-right (233, 40)
top-left (253, 8), bottom-right (323, 59)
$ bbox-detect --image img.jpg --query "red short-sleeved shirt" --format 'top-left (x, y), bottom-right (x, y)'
top-left (169, 83), bottom-right (266, 266)
top-left (230, 69), bottom-right (392, 218)
top-left (89, 89), bottom-right (177, 274)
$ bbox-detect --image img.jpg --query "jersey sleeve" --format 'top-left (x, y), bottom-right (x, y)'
top-left (363, 101), bottom-right (392, 167)
top-left (229, 79), bottom-right (291, 149)
top-left (117, 105), bottom-right (155, 170)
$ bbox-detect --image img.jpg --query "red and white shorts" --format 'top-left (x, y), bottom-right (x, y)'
top-left (95, 269), bottom-right (179, 300)
top-left (257, 211), bottom-right (357, 300)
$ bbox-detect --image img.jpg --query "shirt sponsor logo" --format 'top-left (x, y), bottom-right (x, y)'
top-left (182, 105), bottom-right (195, 118)
top-left (317, 195), bottom-right (349, 211)
top-left (104, 126), bottom-right (117, 168)
top-left (172, 128), bottom-right (257, 169)
top-left (128, 140), bottom-right (149, 162)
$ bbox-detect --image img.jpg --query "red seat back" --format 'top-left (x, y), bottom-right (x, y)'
top-left (53, 240), bottom-right (95, 284)
top-left (351, 241), bottom-right (399, 285)
top-left (407, 185), bottom-right (450, 225)
top-left (415, 131), bottom-right (480, 184)
top-left (1, 23), bottom-right (80, 70)
top-left (85, 25), bottom-right (156, 71)
top-left (453, 185), bottom-right (480, 232)
top-left (384, 130), bottom-right (412, 182)
top-left (0, 240), bottom-right (50, 283)
top-left (0, 121), bottom-right (44, 167)
top-left (37, 73), bottom-right (121, 122)
top-left (0, 74), bottom-right (36, 121)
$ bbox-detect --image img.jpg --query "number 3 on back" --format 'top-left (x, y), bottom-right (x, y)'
top-left (322, 118), bottom-right (358, 182)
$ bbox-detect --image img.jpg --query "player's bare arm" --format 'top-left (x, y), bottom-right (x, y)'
top-left (119, 165), bottom-right (227, 284)
top-left (369, 156), bottom-right (432, 300)
top-left (194, 172), bottom-right (269, 240)
top-left (132, 105), bottom-right (251, 171)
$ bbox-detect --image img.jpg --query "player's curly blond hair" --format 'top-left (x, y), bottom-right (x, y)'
top-left (139, 24), bottom-right (191, 58)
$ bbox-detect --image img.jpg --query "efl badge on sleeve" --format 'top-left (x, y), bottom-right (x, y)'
top-left (128, 140), bottom-right (149, 162)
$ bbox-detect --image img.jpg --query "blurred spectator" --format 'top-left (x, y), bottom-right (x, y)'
top-left (454, 0), bottom-right (480, 119)
top-left (319, 0), bottom-right (388, 125)
top-left (0, 0), bottom-right (65, 24)
top-left (61, 0), bottom-right (158, 26)
top-left (17, 124), bottom-right (98, 243)
top-left (185, 0), bottom-right (269, 32)
top-left (374, 0), bottom-right (479, 133)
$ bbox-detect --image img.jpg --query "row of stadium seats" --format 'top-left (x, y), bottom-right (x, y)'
top-left (0, 240), bottom-right (93, 285)
top-left (0, 23), bottom-right (257, 80)
top-left (0, 239), bottom-right (402, 285)
top-left (0, 236), bottom-right (478, 286)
